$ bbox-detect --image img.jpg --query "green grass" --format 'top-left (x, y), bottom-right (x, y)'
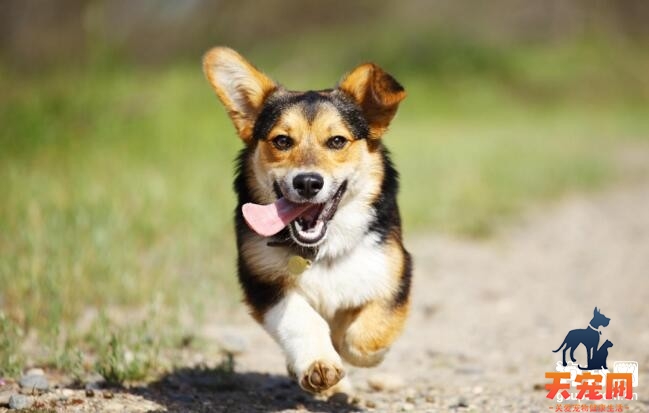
top-left (1, 37), bottom-right (649, 380)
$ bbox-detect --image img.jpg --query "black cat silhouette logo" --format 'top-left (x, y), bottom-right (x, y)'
top-left (552, 307), bottom-right (611, 369)
top-left (580, 339), bottom-right (613, 370)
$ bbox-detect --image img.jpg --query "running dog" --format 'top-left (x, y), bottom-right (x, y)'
top-left (203, 47), bottom-right (412, 394)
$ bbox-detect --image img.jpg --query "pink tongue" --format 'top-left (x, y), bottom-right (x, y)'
top-left (242, 198), bottom-right (312, 237)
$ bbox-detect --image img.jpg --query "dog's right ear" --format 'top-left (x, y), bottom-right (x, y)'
top-left (203, 47), bottom-right (277, 143)
top-left (594, 307), bottom-right (599, 315)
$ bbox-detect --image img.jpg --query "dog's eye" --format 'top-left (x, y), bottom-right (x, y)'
top-left (326, 136), bottom-right (348, 150)
top-left (271, 135), bottom-right (294, 151)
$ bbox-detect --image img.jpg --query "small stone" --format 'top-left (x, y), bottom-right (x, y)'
top-left (365, 400), bottom-right (377, 408)
top-left (329, 392), bottom-right (348, 404)
top-left (8, 394), bottom-right (32, 410)
top-left (402, 402), bottom-right (415, 411)
top-left (532, 383), bottom-right (544, 391)
top-left (24, 368), bottom-right (45, 377)
top-left (103, 390), bottom-right (114, 399)
top-left (19, 374), bottom-right (49, 391)
top-left (405, 396), bottom-right (416, 403)
top-left (367, 373), bottom-right (405, 392)
top-left (85, 389), bottom-right (95, 398)
top-left (425, 395), bottom-right (435, 403)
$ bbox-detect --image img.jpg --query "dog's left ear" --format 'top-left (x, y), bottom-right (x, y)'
top-left (203, 47), bottom-right (278, 143)
top-left (338, 63), bottom-right (406, 139)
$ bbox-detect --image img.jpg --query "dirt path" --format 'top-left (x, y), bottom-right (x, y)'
top-left (4, 181), bottom-right (649, 412)
top-left (169, 180), bottom-right (649, 412)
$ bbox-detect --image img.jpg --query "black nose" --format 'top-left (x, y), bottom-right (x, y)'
top-left (293, 173), bottom-right (324, 199)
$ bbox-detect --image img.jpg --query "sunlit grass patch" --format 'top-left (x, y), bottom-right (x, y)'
top-left (391, 107), bottom-right (619, 236)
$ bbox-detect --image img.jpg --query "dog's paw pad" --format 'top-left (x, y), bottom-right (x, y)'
top-left (300, 360), bottom-right (345, 393)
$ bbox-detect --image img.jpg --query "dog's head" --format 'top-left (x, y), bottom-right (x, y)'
top-left (203, 47), bottom-right (405, 247)
top-left (593, 307), bottom-right (611, 328)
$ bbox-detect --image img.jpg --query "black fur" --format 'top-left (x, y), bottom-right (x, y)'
top-left (365, 147), bottom-right (409, 307)
top-left (329, 91), bottom-right (370, 139)
top-left (233, 147), bottom-right (254, 206)
top-left (302, 91), bottom-right (325, 123)
top-left (234, 147), bottom-right (285, 315)
top-left (236, 253), bottom-right (285, 318)
top-left (381, 73), bottom-right (405, 94)
top-left (367, 147), bottom-right (401, 243)
top-left (252, 90), bottom-right (370, 142)
top-left (393, 249), bottom-right (412, 308)
top-left (252, 93), bottom-right (294, 142)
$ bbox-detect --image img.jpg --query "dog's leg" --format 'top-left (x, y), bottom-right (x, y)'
top-left (562, 347), bottom-right (568, 367)
top-left (332, 300), bottom-right (409, 368)
top-left (263, 292), bottom-right (344, 393)
top-left (569, 346), bottom-right (577, 363)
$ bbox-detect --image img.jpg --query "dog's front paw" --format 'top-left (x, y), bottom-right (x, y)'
top-left (299, 360), bottom-right (345, 393)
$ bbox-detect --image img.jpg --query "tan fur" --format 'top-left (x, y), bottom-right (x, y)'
top-left (260, 104), bottom-right (363, 174)
top-left (203, 47), bottom-right (277, 142)
top-left (335, 301), bottom-right (409, 367)
top-left (331, 234), bottom-right (410, 367)
top-left (339, 63), bottom-right (407, 139)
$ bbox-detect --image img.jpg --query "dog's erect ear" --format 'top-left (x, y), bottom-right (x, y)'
top-left (338, 63), bottom-right (406, 139)
top-left (203, 47), bottom-right (277, 142)
top-left (594, 307), bottom-right (599, 315)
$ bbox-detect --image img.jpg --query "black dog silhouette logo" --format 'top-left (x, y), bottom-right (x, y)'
top-left (553, 307), bottom-right (611, 369)
top-left (545, 306), bottom-right (639, 405)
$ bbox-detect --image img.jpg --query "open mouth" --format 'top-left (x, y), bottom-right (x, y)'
top-left (241, 181), bottom-right (348, 247)
top-left (282, 181), bottom-right (347, 246)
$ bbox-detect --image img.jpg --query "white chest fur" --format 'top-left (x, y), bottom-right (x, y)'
top-left (295, 234), bottom-right (395, 319)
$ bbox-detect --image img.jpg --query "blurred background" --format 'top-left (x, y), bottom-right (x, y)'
top-left (1, 0), bottom-right (649, 382)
